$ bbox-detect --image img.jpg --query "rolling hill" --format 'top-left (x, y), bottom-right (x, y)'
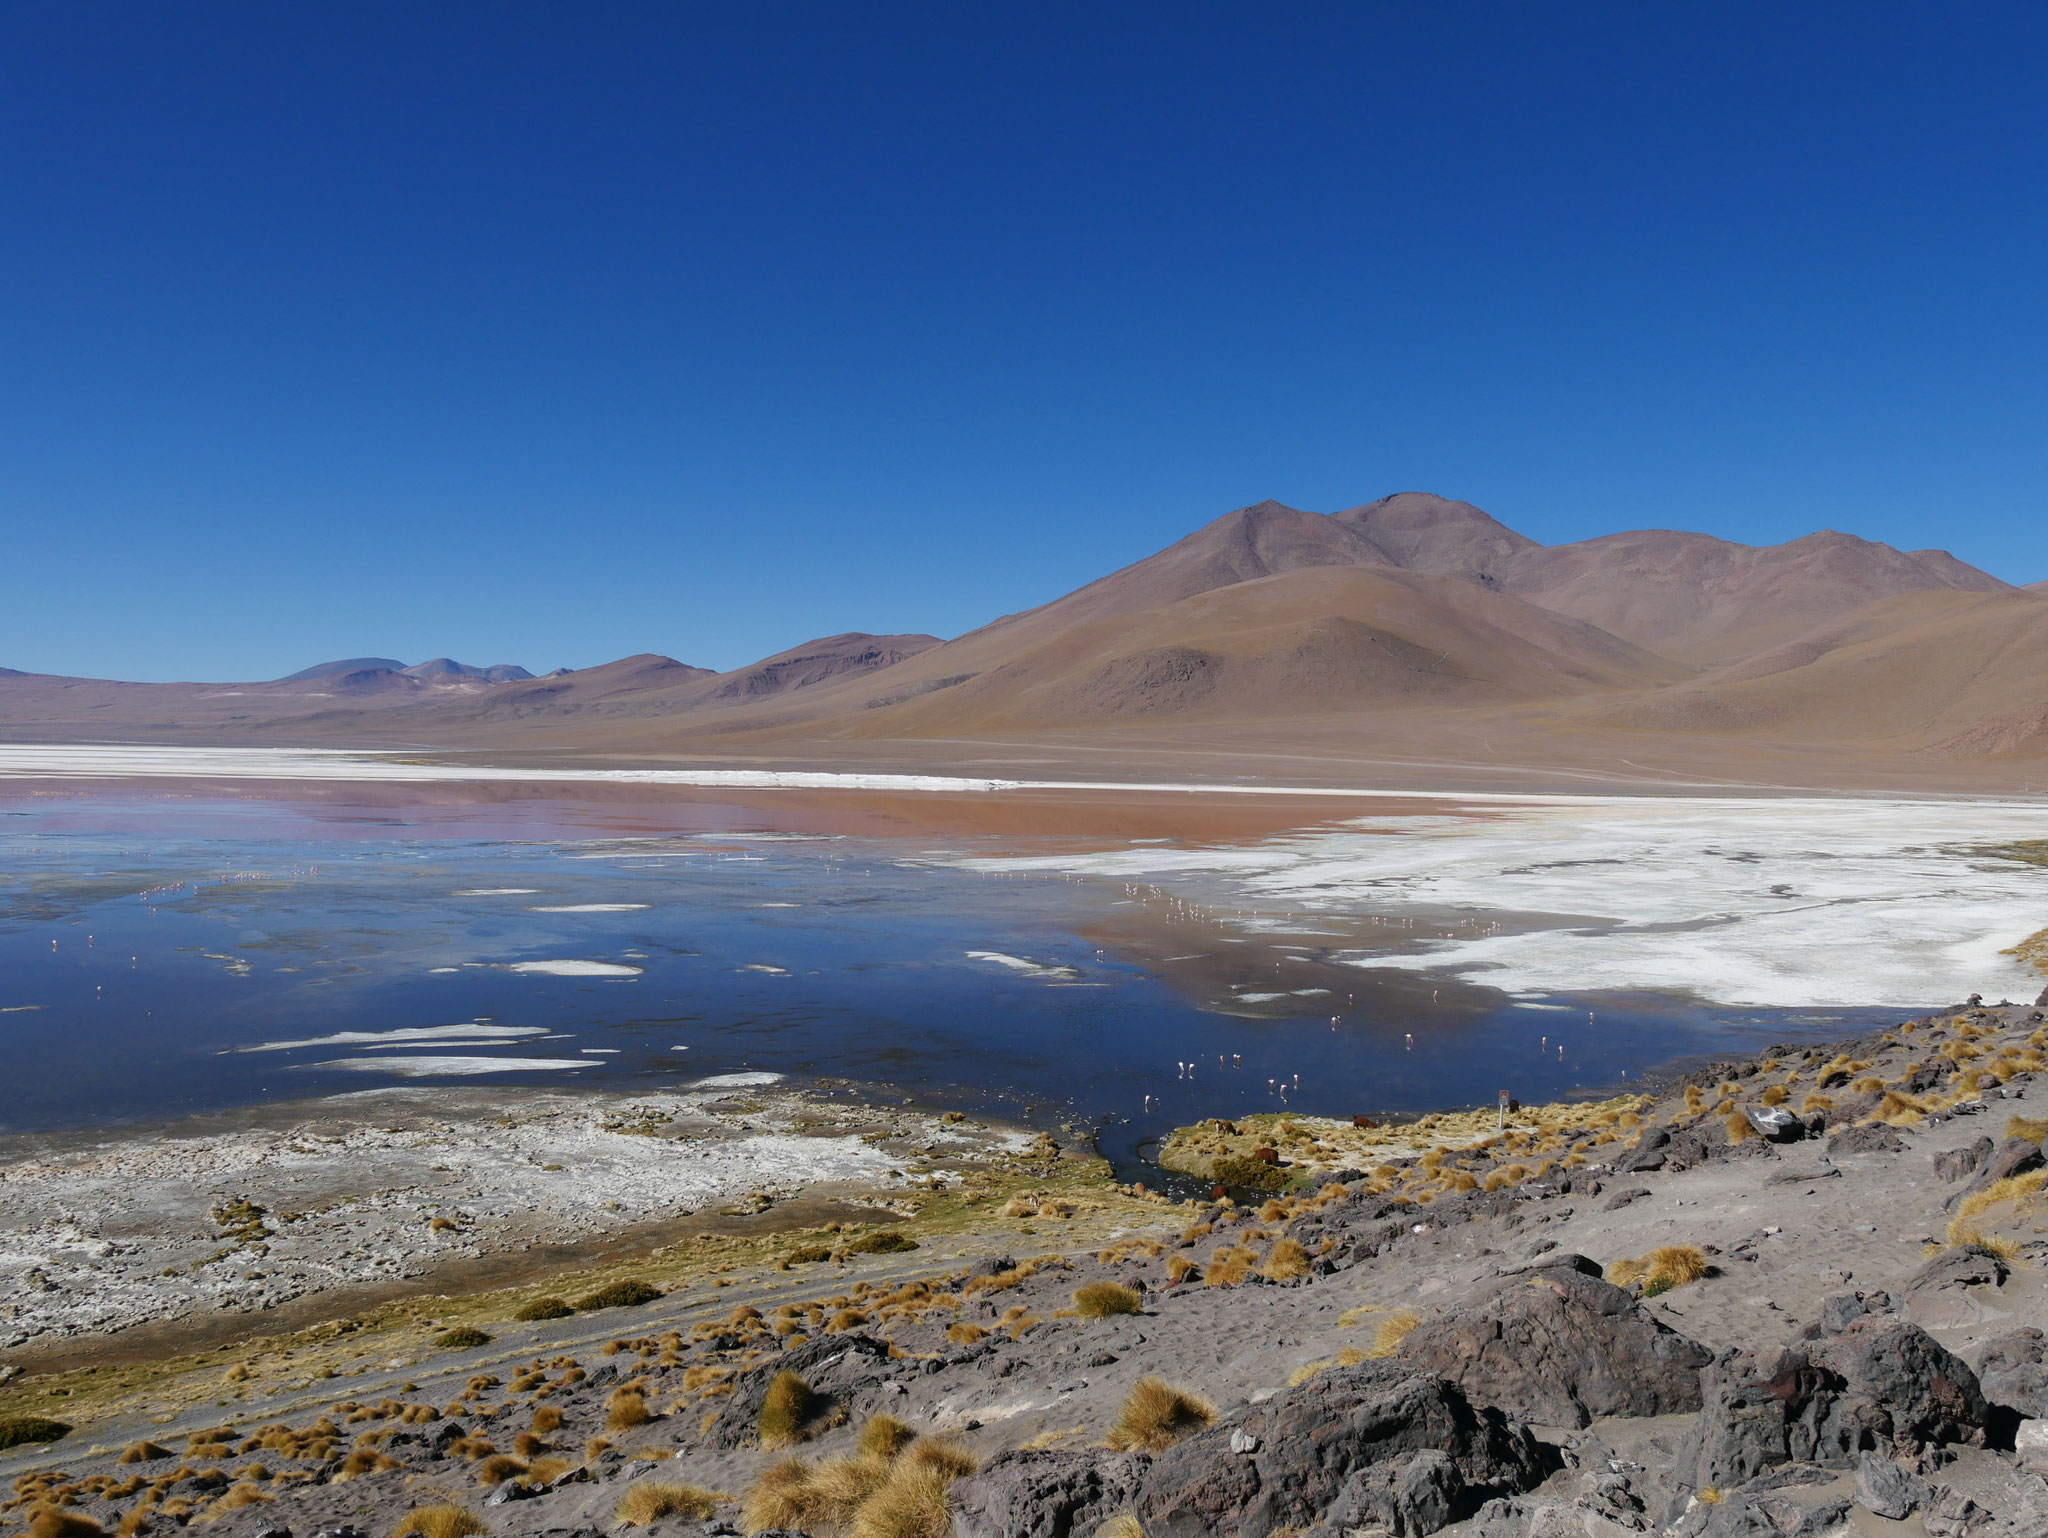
top-left (2, 494), bottom-right (2038, 775)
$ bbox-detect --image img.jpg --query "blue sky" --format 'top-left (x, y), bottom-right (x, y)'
top-left (4, 2), bottom-right (2045, 680)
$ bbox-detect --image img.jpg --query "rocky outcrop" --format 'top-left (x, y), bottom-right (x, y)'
top-left (1679, 1318), bottom-right (1993, 1493)
top-left (1977, 1328), bottom-right (2048, 1417)
top-left (1398, 1264), bottom-right (1713, 1427)
top-left (695, 1332), bottom-right (895, 1449)
top-left (950, 1447), bottom-right (1151, 1538)
top-left (1945, 1136), bottom-right (2044, 1210)
top-left (1133, 1360), bottom-right (1548, 1537)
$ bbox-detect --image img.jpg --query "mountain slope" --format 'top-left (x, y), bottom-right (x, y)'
top-left (1566, 587), bottom-right (2048, 749)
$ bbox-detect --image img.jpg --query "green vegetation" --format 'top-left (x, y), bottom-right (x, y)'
top-left (575, 1279), bottom-right (661, 1310)
top-left (0, 1415), bottom-right (71, 1449)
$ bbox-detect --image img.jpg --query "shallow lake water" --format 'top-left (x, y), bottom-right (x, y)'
top-left (0, 783), bottom-right (1934, 1178)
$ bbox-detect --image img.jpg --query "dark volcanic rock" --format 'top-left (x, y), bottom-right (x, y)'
top-left (1976, 1327), bottom-right (2048, 1417)
top-left (1906, 1243), bottom-right (2010, 1298)
top-left (1946, 1136), bottom-right (2044, 1210)
top-left (696, 1333), bottom-right (894, 1450)
top-left (1680, 1319), bottom-right (1992, 1492)
top-left (1933, 1137), bottom-right (1994, 1182)
top-left (1134, 1360), bottom-right (1547, 1538)
top-left (1828, 1124), bottom-right (1905, 1157)
top-left (1399, 1266), bottom-right (1712, 1428)
top-left (1854, 1450), bottom-right (1926, 1519)
top-left (951, 1448), bottom-right (1150, 1538)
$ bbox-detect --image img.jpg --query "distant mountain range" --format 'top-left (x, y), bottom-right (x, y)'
top-left (4, 493), bottom-right (2043, 772)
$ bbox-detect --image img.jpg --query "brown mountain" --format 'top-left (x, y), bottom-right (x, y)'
top-left (3, 494), bottom-right (2036, 779)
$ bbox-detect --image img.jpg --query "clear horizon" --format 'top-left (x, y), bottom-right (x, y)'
top-left (5, 2), bottom-right (2045, 681)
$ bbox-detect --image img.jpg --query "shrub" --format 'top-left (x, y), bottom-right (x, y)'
top-left (758, 1370), bottom-right (818, 1449)
top-left (1210, 1156), bottom-right (1289, 1192)
top-left (613, 1481), bottom-right (721, 1527)
top-left (1074, 1281), bottom-right (1144, 1318)
top-left (1104, 1376), bottom-right (1214, 1452)
top-left (577, 1279), bottom-right (661, 1311)
top-left (1366, 1308), bottom-right (1422, 1358)
top-left (391, 1506), bottom-right (488, 1538)
top-left (513, 1298), bottom-right (574, 1322)
top-left (435, 1327), bottom-right (493, 1350)
top-left (1259, 1238), bottom-right (1310, 1282)
top-left (0, 1416), bottom-right (71, 1450)
top-left (782, 1245), bottom-right (832, 1265)
top-left (846, 1231), bottom-right (918, 1255)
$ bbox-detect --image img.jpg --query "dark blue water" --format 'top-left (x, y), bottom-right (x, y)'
top-left (0, 791), bottom-right (1902, 1175)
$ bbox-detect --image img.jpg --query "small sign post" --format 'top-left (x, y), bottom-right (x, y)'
top-left (1498, 1089), bottom-right (1509, 1130)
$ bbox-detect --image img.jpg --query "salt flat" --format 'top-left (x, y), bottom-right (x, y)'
top-left (961, 796), bottom-right (2048, 1007)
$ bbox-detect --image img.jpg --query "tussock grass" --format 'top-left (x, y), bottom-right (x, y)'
top-left (1074, 1281), bottom-right (1144, 1318)
top-left (197, 1483), bottom-right (270, 1523)
top-left (513, 1298), bottom-right (573, 1322)
top-left (857, 1414), bottom-right (917, 1461)
top-left (1104, 1376), bottom-right (1214, 1452)
top-left (758, 1370), bottom-right (818, 1449)
top-left (27, 1512), bottom-right (104, 1538)
top-left (2007, 1115), bottom-right (2048, 1145)
top-left (1947, 1229), bottom-right (2023, 1262)
top-left (392, 1506), bottom-right (488, 1538)
top-left (1202, 1246), bottom-right (1255, 1287)
top-left (613, 1481), bottom-right (722, 1527)
top-left (434, 1328), bottom-right (492, 1350)
top-left (1366, 1308), bottom-right (1421, 1358)
top-left (525, 1457), bottom-right (573, 1486)
top-left (577, 1279), bottom-right (661, 1311)
top-left (1724, 1111), bottom-right (1753, 1143)
top-left (606, 1390), bottom-right (653, 1431)
top-left (1094, 1515), bottom-right (1144, 1538)
top-left (845, 1230), bottom-right (917, 1255)
top-left (1608, 1245), bottom-right (1710, 1291)
top-left (1759, 1085), bottom-right (1789, 1106)
top-left (1163, 1254), bottom-right (1199, 1284)
top-left (944, 1322), bottom-right (986, 1346)
top-left (1953, 1169), bottom-right (2048, 1227)
top-left (475, 1454), bottom-right (527, 1486)
top-left (117, 1442), bottom-right (172, 1465)
top-left (847, 1463), bottom-right (955, 1538)
top-left (1259, 1238), bottom-right (1311, 1282)
top-left (337, 1448), bottom-right (402, 1481)
top-left (530, 1406), bottom-right (563, 1434)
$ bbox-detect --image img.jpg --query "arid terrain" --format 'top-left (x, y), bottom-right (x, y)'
top-left (8, 998), bottom-right (2048, 1537)
top-left (5, 495), bottom-right (2044, 792)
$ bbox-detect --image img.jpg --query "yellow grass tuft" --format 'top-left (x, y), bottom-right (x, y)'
top-left (1954, 1169), bottom-right (2048, 1226)
top-left (1366, 1308), bottom-right (1422, 1358)
top-left (613, 1482), bottom-right (722, 1527)
top-left (758, 1370), bottom-right (818, 1449)
top-left (391, 1506), bottom-right (488, 1538)
top-left (117, 1442), bottom-right (172, 1465)
top-left (1094, 1515), bottom-right (1144, 1538)
top-left (857, 1414), bottom-right (918, 1462)
top-left (945, 1322), bottom-right (986, 1346)
top-left (1073, 1282), bottom-right (1144, 1318)
top-left (27, 1513), bottom-right (104, 1538)
top-left (606, 1390), bottom-right (653, 1431)
top-left (847, 1463), bottom-right (956, 1538)
top-left (1202, 1246), bottom-right (1254, 1287)
top-left (1104, 1376), bottom-right (1215, 1453)
top-left (1163, 1254), bottom-right (1198, 1285)
top-left (1259, 1238), bottom-right (1311, 1282)
top-left (2007, 1115), bottom-right (2048, 1145)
